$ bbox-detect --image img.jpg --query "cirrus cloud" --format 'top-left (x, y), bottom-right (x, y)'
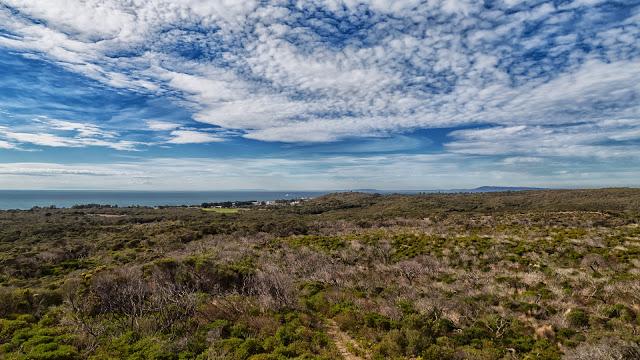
top-left (167, 130), bottom-right (224, 144)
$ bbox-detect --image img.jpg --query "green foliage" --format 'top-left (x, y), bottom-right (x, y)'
top-left (91, 332), bottom-right (177, 359)
top-left (0, 317), bottom-right (33, 343)
top-left (421, 341), bottom-right (456, 360)
top-left (202, 312), bottom-right (337, 359)
top-left (0, 323), bottom-right (80, 360)
top-left (391, 234), bottom-right (446, 260)
top-left (522, 340), bottom-right (562, 360)
top-left (288, 235), bottom-right (346, 252)
top-left (555, 327), bottom-right (587, 348)
top-left (566, 309), bottom-right (590, 328)
top-left (603, 304), bottom-right (636, 322)
top-left (300, 282), bottom-right (330, 313)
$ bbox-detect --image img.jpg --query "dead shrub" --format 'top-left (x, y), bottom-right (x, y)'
top-left (248, 264), bottom-right (296, 311)
top-left (564, 338), bottom-right (640, 360)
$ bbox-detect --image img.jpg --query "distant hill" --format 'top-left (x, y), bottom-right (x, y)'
top-left (306, 188), bottom-right (640, 217)
top-left (346, 186), bottom-right (547, 194)
top-left (454, 186), bottom-right (546, 193)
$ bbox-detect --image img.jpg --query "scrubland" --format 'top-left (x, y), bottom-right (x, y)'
top-left (1, 189), bottom-right (640, 359)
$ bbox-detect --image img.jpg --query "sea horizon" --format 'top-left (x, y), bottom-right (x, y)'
top-left (0, 190), bottom-right (337, 210)
top-left (0, 187), bottom-right (551, 210)
top-left (0, 189), bottom-right (445, 210)
top-left (4, 186), bottom-right (616, 210)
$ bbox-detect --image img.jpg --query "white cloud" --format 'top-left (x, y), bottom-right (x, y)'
top-left (501, 156), bottom-right (544, 165)
top-left (0, 125), bottom-right (139, 150)
top-left (0, 139), bottom-right (16, 149)
top-left (167, 130), bottom-right (224, 144)
top-left (0, 0), bottom-right (637, 144)
top-left (44, 118), bottom-right (116, 138)
top-left (447, 121), bottom-right (640, 159)
top-left (0, 163), bottom-right (124, 176)
top-left (3, 131), bottom-right (73, 147)
top-left (146, 120), bottom-right (181, 131)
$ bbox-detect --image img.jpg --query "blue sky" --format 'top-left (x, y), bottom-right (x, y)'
top-left (0, 0), bottom-right (639, 190)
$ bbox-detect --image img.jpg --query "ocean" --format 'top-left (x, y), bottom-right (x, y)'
top-left (0, 190), bottom-right (332, 210)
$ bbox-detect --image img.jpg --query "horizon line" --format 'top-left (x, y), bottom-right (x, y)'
top-left (2, 186), bottom-right (639, 192)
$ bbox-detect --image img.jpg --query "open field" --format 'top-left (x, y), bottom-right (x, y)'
top-left (1, 189), bottom-right (640, 359)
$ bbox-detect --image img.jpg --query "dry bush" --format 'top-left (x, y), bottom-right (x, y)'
top-left (313, 219), bottom-right (360, 235)
top-left (534, 324), bottom-right (555, 340)
top-left (146, 280), bottom-right (198, 333)
top-left (393, 255), bottom-right (443, 285)
top-left (248, 263), bottom-right (296, 311)
top-left (581, 254), bottom-right (609, 273)
top-left (278, 247), bottom-right (335, 283)
top-left (394, 259), bottom-right (426, 286)
top-left (198, 294), bottom-right (256, 323)
top-left (89, 268), bottom-right (149, 320)
top-left (564, 338), bottom-right (640, 360)
top-left (63, 266), bottom-right (197, 335)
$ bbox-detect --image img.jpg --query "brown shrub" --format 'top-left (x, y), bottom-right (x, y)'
top-left (564, 338), bottom-right (640, 360)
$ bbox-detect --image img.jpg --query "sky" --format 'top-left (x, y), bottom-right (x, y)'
top-left (0, 0), bottom-right (639, 190)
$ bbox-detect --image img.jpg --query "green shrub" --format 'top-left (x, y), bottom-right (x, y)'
top-left (288, 235), bottom-right (346, 252)
top-left (300, 282), bottom-right (329, 312)
top-left (234, 338), bottom-right (264, 359)
top-left (422, 343), bottom-right (456, 360)
top-left (566, 309), bottom-right (589, 328)
top-left (522, 339), bottom-right (562, 360)
top-left (603, 304), bottom-right (636, 322)
top-left (373, 329), bottom-right (406, 359)
top-left (364, 313), bottom-right (395, 331)
top-left (1, 325), bottom-right (79, 360)
top-left (454, 325), bottom-right (492, 346)
top-left (91, 332), bottom-right (177, 359)
top-left (0, 317), bottom-right (32, 342)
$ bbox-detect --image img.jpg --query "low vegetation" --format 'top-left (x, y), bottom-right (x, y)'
top-left (1, 189), bottom-right (639, 359)
top-left (201, 208), bottom-right (243, 214)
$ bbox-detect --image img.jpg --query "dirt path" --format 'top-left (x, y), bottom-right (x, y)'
top-left (326, 319), bottom-right (367, 360)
